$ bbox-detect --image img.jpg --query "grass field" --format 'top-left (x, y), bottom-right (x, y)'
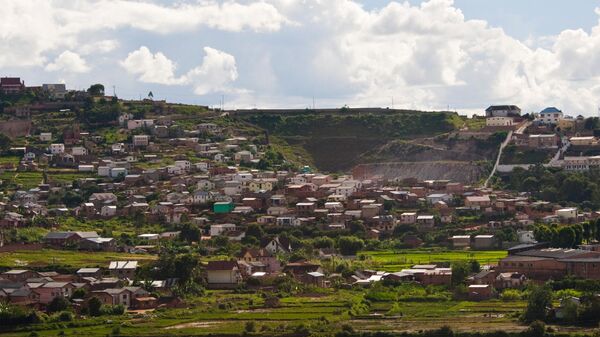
top-left (0, 249), bottom-right (157, 269)
top-left (0, 171), bottom-right (43, 189)
top-left (362, 249), bottom-right (508, 271)
top-left (0, 289), bottom-right (543, 337)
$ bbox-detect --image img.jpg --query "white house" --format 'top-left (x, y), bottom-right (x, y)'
top-left (223, 181), bottom-right (243, 195)
top-left (49, 143), bottom-right (65, 154)
top-left (174, 160), bottom-right (191, 172)
top-left (538, 107), bottom-right (563, 125)
top-left (400, 212), bottom-right (417, 224)
top-left (71, 147), bottom-right (87, 156)
top-left (110, 167), bottom-right (127, 178)
top-left (133, 135), bottom-right (149, 147)
top-left (98, 166), bottom-right (110, 177)
top-left (39, 132), bottom-right (52, 142)
top-left (486, 117), bottom-right (514, 127)
top-left (210, 223), bottom-right (236, 237)
top-left (556, 208), bottom-right (578, 220)
top-left (127, 119), bottom-right (154, 130)
top-left (100, 205), bottom-right (117, 217)
top-left (78, 165), bottom-right (94, 172)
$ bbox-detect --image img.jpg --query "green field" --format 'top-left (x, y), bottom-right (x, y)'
top-left (0, 249), bottom-right (157, 269)
top-left (0, 171), bottom-right (43, 189)
top-left (362, 249), bottom-right (508, 271)
top-left (0, 289), bottom-right (553, 337)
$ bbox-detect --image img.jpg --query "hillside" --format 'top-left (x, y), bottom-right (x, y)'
top-left (235, 109), bottom-right (498, 176)
top-left (236, 108), bottom-right (459, 172)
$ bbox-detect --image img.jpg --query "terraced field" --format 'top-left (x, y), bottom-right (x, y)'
top-left (1, 290), bottom-right (538, 337)
top-left (0, 249), bottom-right (157, 269)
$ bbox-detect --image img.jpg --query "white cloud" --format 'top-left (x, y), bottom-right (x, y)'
top-left (120, 46), bottom-right (184, 85)
top-left (120, 46), bottom-right (241, 95)
top-left (0, 0), bottom-right (291, 68)
top-left (186, 47), bottom-right (240, 95)
top-left (79, 40), bottom-right (119, 55)
top-left (45, 50), bottom-right (90, 73)
top-left (7, 0), bottom-right (600, 115)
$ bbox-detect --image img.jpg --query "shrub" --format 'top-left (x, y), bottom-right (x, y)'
top-left (57, 311), bottom-right (72, 322)
top-left (500, 289), bottom-right (522, 301)
top-left (244, 321), bottom-right (256, 333)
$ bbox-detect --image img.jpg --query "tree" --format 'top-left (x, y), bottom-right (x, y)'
top-left (451, 261), bottom-right (470, 287)
top-left (313, 236), bottom-right (335, 249)
top-left (523, 285), bottom-right (552, 323)
top-left (179, 223), bottom-right (201, 243)
top-left (245, 224), bottom-right (264, 241)
top-left (88, 296), bottom-right (102, 316)
top-left (337, 236), bottom-right (364, 256)
top-left (0, 133), bottom-right (11, 152)
top-left (47, 296), bottom-right (69, 313)
top-left (557, 226), bottom-right (576, 248)
top-left (87, 84), bottom-right (105, 96)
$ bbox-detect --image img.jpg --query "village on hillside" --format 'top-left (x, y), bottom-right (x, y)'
top-left (3, 77), bottom-right (600, 335)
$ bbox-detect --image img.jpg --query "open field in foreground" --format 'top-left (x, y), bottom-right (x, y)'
top-left (2, 290), bottom-right (593, 337)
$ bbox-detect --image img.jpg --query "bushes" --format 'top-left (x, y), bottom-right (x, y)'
top-left (500, 289), bottom-right (523, 302)
top-left (0, 302), bottom-right (40, 326)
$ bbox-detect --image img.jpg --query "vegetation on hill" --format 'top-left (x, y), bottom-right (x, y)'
top-left (239, 111), bottom-right (461, 172)
top-left (500, 164), bottom-right (600, 209)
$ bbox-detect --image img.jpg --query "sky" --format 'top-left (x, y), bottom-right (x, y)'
top-left (3, 0), bottom-right (600, 116)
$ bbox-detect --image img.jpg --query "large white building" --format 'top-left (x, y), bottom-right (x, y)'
top-left (538, 107), bottom-right (563, 125)
top-left (486, 117), bottom-right (515, 127)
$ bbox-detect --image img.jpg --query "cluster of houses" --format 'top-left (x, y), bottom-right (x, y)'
top-left (0, 260), bottom-right (168, 311)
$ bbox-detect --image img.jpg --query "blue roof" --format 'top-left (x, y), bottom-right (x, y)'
top-left (540, 107), bottom-right (562, 114)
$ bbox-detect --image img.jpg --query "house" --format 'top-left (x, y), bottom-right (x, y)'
top-left (89, 193), bottom-right (118, 208)
top-left (296, 202), bottom-right (316, 216)
top-left (76, 268), bottom-right (102, 279)
top-left (283, 261), bottom-right (323, 284)
top-left (239, 248), bottom-right (281, 273)
top-left (556, 208), bottom-right (578, 221)
top-left (538, 107), bottom-right (563, 125)
top-left (451, 235), bottom-right (471, 248)
top-left (1, 270), bottom-right (38, 283)
top-left (264, 236), bottom-right (294, 254)
top-left (33, 282), bottom-right (75, 304)
top-left (206, 261), bottom-right (242, 289)
top-left (42, 83), bottom-right (67, 99)
top-left (495, 272), bottom-right (527, 289)
top-left (416, 215), bottom-right (435, 230)
top-left (133, 135), bottom-right (150, 147)
top-left (569, 136), bottom-right (597, 147)
top-left (43, 231), bottom-right (99, 248)
top-left (426, 193), bottom-right (451, 205)
top-left (210, 223), bottom-right (236, 237)
top-left (400, 212), bottom-right (417, 224)
top-left (0, 77), bottom-right (25, 94)
top-left (485, 105), bottom-right (521, 117)
top-left (213, 201), bottom-right (235, 214)
top-left (473, 235), bottom-right (496, 250)
top-left (91, 287), bottom-right (149, 309)
top-left (71, 146), bottom-right (88, 156)
top-left (108, 261), bottom-right (138, 279)
top-left (39, 132), bottom-right (52, 142)
top-left (49, 143), bottom-right (65, 154)
top-left (80, 237), bottom-right (116, 251)
top-left (468, 284), bottom-right (492, 300)
top-left (465, 195), bottom-right (491, 210)
top-left (486, 117), bottom-right (514, 127)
